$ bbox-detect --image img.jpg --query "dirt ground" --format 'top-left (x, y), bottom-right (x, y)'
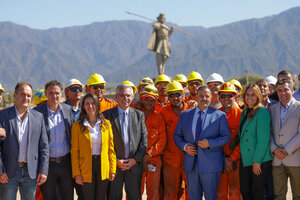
top-left (17, 181), bottom-right (292, 200)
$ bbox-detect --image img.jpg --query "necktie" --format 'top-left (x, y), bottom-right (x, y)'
top-left (195, 111), bottom-right (203, 141)
top-left (122, 111), bottom-right (130, 158)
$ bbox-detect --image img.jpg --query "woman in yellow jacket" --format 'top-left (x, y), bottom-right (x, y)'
top-left (71, 93), bottom-right (116, 200)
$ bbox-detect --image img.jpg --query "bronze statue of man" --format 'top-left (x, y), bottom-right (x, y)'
top-left (148, 13), bottom-right (174, 75)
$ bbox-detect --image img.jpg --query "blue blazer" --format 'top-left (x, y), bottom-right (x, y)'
top-left (0, 106), bottom-right (49, 179)
top-left (174, 107), bottom-right (231, 173)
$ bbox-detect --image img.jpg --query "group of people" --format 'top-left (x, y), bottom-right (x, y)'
top-left (0, 69), bottom-right (299, 200)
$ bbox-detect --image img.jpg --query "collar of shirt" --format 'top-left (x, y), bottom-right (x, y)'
top-left (47, 104), bottom-right (62, 116)
top-left (83, 118), bottom-right (101, 128)
top-left (280, 98), bottom-right (293, 110)
top-left (14, 106), bottom-right (29, 122)
top-left (117, 105), bottom-right (129, 115)
top-left (196, 106), bottom-right (208, 115)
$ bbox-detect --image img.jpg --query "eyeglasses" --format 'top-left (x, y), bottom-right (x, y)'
top-left (220, 94), bottom-right (234, 99)
top-left (181, 83), bottom-right (187, 88)
top-left (188, 82), bottom-right (201, 86)
top-left (70, 87), bottom-right (82, 92)
top-left (168, 93), bottom-right (182, 98)
top-left (91, 85), bottom-right (104, 90)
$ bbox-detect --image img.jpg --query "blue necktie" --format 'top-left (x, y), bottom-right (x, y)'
top-left (122, 111), bottom-right (130, 158)
top-left (195, 111), bottom-right (203, 141)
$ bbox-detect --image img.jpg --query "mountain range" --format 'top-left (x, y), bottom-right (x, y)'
top-left (1, 7), bottom-right (300, 89)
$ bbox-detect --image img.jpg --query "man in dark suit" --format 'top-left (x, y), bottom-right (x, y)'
top-left (0, 82), bottom-right (49, 200)
top-left (34, 80), bottom-right (74, 200)
top-left (103, 84), bottom-right (148, 200)
top-left (174, 85), bottom-right (231, 200)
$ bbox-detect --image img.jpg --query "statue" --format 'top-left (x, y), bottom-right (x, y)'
top-left (147, 14), bottom-right (174, 75)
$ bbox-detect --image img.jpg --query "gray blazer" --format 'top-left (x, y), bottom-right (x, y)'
top-left (0, 106), bottom-right (49, 179)
top-left (270, 98), bottom-right (300, 166)
top-left (103, 106), bottom-right (148, 174)
top-left (34, 102), bottom-right (73, 146)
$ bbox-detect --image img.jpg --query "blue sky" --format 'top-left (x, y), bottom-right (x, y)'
top-left (1, 0), bottom-right (299, 29)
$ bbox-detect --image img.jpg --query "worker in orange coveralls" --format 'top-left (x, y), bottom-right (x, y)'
top-left (86, 73), bottom-right (117, 112)
top-left (186, 71), bottom-right (204, 102)
top-left (216, 82), bottom-right (242, 200)
top-left (131, 77), bottom-right (154, 110)
top-left (154, 74), bottom-right (171, 112)
top-left (138, 84), bottom-right (166, 200)
top-left (160, 81), bottom-right (194, 200)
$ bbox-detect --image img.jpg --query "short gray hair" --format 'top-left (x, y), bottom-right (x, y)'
top-left (115, 84), bottom-right (134, 96)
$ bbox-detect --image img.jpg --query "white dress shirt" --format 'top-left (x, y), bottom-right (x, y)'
top-left (83, 118), bottom-right (102, 155)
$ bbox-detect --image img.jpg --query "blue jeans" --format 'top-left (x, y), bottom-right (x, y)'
top-left (1, 165), bottom-right (37, 200)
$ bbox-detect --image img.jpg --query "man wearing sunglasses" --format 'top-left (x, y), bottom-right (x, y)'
top-left (160, 81), bottom-right (193, 200)
top-left (216, 82), bottom-right (242, 200)
top-left (174, 85), bottom-right (231, 200)
top-left (86, 73), bottom-right (117, 112)
top-left (64, 79), bottom-right (83, 122)
top-left (186, 71), bottom-right (204, 102)
top-left (154, 74), bottom-right (171, 112)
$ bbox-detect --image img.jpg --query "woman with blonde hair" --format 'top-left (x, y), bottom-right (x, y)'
top-left (71, 93), bottom-right (116, 200)
top-left (238, 84), bottom-right (272, 200)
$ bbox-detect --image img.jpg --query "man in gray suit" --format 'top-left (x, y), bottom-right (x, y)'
top-left (103, 84), bottom-right (148, 200)
top-left (270, 78), bottom-right (300, 200)
top-left (0, 82), bottom-right (49, 200)
top-left (34, 80), bottom-right (74, 200)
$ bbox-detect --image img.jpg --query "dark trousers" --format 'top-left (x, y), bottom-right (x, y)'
top-left (108, 168), bottom-right (142, 200)
top-left (41, 156), bottom-right (74, 200)
top-left (81, 155), bottom-right (109, 200)
top-left (239, 161), bottom-right (271, 200)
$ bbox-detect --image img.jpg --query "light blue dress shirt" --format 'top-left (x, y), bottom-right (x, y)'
top-left (280, 98), bottom-right (293, 127)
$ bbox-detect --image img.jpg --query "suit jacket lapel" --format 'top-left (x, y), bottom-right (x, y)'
top-left (27, 109), bottom-right (32, 144)
top-left (60, 103), bottom-right (71, 141)
top-left (42, 103), bottom-right (50, 137)
top-left (187, 108), bottom-right (196, 142)
top-left (128, 107), bottom-right (136, 154)
top-left (201, 107), bottom-right (212, 138)
top-left (274, 103), bottom-right (281, 131)
top-left (282, 99), bottom-right (295, 127)
top-left (10, 107), bottom-right (19, 144)
top-left (112, 107), bottom-right (124, 143)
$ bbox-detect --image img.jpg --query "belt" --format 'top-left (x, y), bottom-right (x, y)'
top-left (18, 162), bottom-right (27, 167)
top-left (92, 155), bottom-right (100, 159)
top-left (50, 153), bottom-right (70, 163)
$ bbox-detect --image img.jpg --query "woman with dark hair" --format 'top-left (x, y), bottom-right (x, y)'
top-left (239, 84), bottom-right (273, 200)
top-left (71, 93), bottom-right (116, 200)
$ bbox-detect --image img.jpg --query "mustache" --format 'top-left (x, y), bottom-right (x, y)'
top-left (201, 100), bottom-right (208, 104)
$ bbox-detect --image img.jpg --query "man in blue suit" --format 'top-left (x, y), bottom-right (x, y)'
top-left (0, 82), bottom-right (49, 200)
top-left (174, 85), bottom-right (231, 200)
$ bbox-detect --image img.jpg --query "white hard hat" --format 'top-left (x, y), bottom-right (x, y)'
top-left (65, 78), bottom-right (83, 88)
top-left (206, 73), bottom-right (224, 84)
top-left (265, 75), bottom-right (277, 85)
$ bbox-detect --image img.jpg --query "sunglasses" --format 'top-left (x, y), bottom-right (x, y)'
top-left (188, 82), bottom-right (201, 86)
top-left (91, 85), bottom-right (104, 90)
top-left (181, 83), bottom-right (187, 88)
top-left (220, 94), bottom-right (234, 99)
top-left (70, 87), bottom-right (82, 92)
top-left (168, 93), bottom-right (182, 98)
top-left (156, 83), bottom-right (168, 87)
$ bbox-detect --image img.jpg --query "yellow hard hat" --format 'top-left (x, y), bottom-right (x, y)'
top-left (137, 77), bottom-right (154, 90)
top-left (0, 83), bottom-right (4, 92)
top-left (155, 74), bottom-right (171, 86)
top-left (87, 73), bottom-right (106, 86)
top-left (229, 79), bottom-right (243, 93)
top-left (187, 71), bottom-right (204, 84)
top-left (166, 81), bottom-right (184, 94)
top-left (140, 84), bottom-right (158, 98)
top-left (122, 80), bottom-right (137, 95)
top-left (218, 82), bottom-right (237, 95)
top-left (33, 89), bottom-right (47, 105)
top-left (173, 74), bottom-right (187, 84)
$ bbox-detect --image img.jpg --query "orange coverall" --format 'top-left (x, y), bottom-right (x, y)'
top-left (154, 100), bottom-right (170, 112)
top-left (100, 98), bottom-right (117, 112)
top-left (160, 102), bottom-right (193, 200)
top-left (141, 110), bottom-right (166, 200)
top-left (217, 106), bottom-right (242, 200)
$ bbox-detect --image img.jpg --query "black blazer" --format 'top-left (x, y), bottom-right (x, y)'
top-left (103, 106), bottom-right (148, 174)
top-left (34, 102), bottom-right (73, 145)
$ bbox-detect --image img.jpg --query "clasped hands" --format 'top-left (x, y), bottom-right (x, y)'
top-left (117, 158), bottom-right (136, 171)
top-left (185, 139), bottom-right (210, 156)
